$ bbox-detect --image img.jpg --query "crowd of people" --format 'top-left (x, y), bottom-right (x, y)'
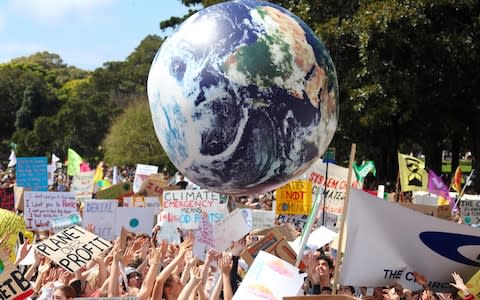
top-left (0, 162), bottom-right (478, 300)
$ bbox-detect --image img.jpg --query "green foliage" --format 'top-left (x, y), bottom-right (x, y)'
top-left (103, 99), bottom-right (175, 172)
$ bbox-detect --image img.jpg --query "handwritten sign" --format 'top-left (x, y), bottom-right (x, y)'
top-left (459, 200), bottom-right (480, 225)
top-left (276, 180), bottom-right (312, 215)
top-left (51, 212), bottom-right (82, 233)
top-left (133, 164), bottom-right (158, 193)
top-left (276, 214), bottom-right (307, 232)
top-left (215, 209), bottom-right (251, 251)
top-left (233, 251), bottom-right (304, 300)
top-left (36, 225), bottom-right (111, 273)
top-left (0, 187), bottom-right (15, 211)
top-left (137, 174), bottom-right (179, 196)
top-left (71, 171), bottom-right (95, 201)
top-left (0, 253), bottom-right (32, 300)
top-left (252, 210), bottom-right (275, 230)
top-left (123, 196), bottom-right (161, 214)
top-left (193, 213), bottom-right (216, 261)
top-left (24, 192), bottom-right (77, 230)
top-left (159, 189), bottom-right (228, 230)
top-left (83, 200), bottom-right (118, 241)
top-left (16, 157), bottom-right (48, 191)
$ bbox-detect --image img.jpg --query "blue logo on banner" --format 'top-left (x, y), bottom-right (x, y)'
top-left (419, 231), bottom-right (480, 267)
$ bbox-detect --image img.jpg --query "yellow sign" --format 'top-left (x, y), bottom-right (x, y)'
top-left (275, 180), bottom-right (312, 215)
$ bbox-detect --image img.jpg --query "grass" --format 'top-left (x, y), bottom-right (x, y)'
top-left (441, 160), bottom-right (472, 174)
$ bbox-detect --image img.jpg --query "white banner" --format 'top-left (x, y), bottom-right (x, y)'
top-left (83, 200), bottom-right (118, 241)
top-left (340, 189), bottom-right (480, 291)
top-left (133, 164), bottom-right (159, 193)
top-left (24, 192), bottom-right (77, 230)
top-left (159, 189), bottom-right (228, 230)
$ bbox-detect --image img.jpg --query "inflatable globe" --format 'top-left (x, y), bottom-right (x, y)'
top-left (147, 0), bottom-right (338, 195)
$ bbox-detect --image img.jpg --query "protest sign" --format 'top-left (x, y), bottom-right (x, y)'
top-left (14, 186), bottom-right (27, 212)
top-left (16, 156), bottom-right (48, 191)
top-left (0, 253), bottom-right (33, 300)
top-left (459, 199), bottom-right (480, 225)
top-left (251, 210), bottom-right (275, 230)
top-left (133, 164), bottom-right (159, 193)
top-left (71, 170), bottom-right (95, 201)
top-left (116, 207), bottom-right (155, 235)
top-left (159, 189), bottom-right (228, 230)
top-left (277, 214), bottom-right (308, 232)
top-left (399, 202), bottom-right (451, 220)
top-left (137, 174), bottom-right (179, 197)
top-left (304, 160), bottom-right (359, 223)
top-left (36, 225), bottom-right (111, 273)
top-left (0, 187), bottom-right (14, 211)
top-left (157, 219), bottom-right (181, 244)
top-left (24, 192), bottom-right (77, 230)
top-left (83, 200), bottom-right (118, 241)
top-left (318, 212), bottom-right (339, 231)
top-left (215, 209), bottom-right (251, 251)
top-left (233, 251), bottom-right (304, 300)
top-left (289, 226), bottom-right (337, 254)
top-left (340, 189), bottom-right (480, 292)
top-left (51, 212), bottom-right (82, 233)
top-left (284, 296), bottom-right (360, 300)
top-left (276, 180), bottom-right (312, 215)
top-left (96, 182), bottom-right (134, 202)
top-left (242, 227), bottom-right (301, 268)
top-left (123, 196), bottom-right (161, 213)
top-left (193, 213), bottom-right (216, 261)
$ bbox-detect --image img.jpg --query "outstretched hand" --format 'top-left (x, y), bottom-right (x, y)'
top-left (450, 272), bottom-right (468, 293)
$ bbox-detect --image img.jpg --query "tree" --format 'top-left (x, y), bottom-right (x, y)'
top-left (103, 99), bottom-right (175, 172)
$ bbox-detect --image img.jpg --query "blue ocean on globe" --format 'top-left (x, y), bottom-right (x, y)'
top-left (147, 0), bottom-right (338, 195)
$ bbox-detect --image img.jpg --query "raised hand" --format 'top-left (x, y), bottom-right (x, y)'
top-left (450, 272), bottom-right (469, 293)
top-left (218, 253), bottom-right (232, 274)
top-left (230, 239), bottom-right (246, 256)
top-left (179, 237), bottom-right (193, 256)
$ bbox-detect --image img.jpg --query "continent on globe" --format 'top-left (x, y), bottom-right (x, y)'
top-left (148, 0), bottom-right (338, 196)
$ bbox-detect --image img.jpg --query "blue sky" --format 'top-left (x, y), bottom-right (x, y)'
top-left (0, 0), bottom-right (194, 70)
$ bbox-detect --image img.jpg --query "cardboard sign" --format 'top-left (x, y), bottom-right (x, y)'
top-left (242, 227), bottom-right (301, 268)
top-left (71, 171), bottom-right (95, 201)
top-left (96, 182), bottom-right (133, 201)
top-left (276, 180), bottom-right (313, 215)
top-left (399, 203), bottom-right (451, 220)
top-left (36, 225), bottom-right (111, 273)
top-left (116, 207), bottom-right (155, 236)
top-left (16, 156), bottom-right (48, 191)
top-left (83, 200), bottom-right (118, 241)
top-left (159, 189), bottom-right (228, 230)
top-left (0, 253), bottom-right (33, 300)
top-left (215, 209), bottom-right (251, 251)
top-left (137, 174), bottom-right (179, 196)
top-left (133, 164), bottom-right (158, 193)
top-left (14, 186), bottom-right (26, 212)
top-left (24, 192), bottom-right (77, 230)
top-left (233, 251), bottom-right (304, 300)
top-left (0, 187), bottom-right (15, 211)
top-left (123, 196), bottom-right (161, 214)
top-left (51, 212), bottom-right (82, 233)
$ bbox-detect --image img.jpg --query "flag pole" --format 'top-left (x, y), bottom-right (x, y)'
top-left (332, 143), bottom-right (356, 294)
top-left (454, 169), bottom-right (475, 208)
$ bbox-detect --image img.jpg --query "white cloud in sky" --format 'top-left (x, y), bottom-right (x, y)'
top-left (10, 0), bottom-right (113, 23)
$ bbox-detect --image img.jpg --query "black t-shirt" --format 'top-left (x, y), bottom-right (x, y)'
top-left (176, 180), bottom-right (188, 189)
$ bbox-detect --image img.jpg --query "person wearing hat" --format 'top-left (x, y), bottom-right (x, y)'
top-left (125, 266), bottom-right (143, 289)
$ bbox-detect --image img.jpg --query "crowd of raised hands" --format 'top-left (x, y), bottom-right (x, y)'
top-left (3, 226), bottom-right (477, 300)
